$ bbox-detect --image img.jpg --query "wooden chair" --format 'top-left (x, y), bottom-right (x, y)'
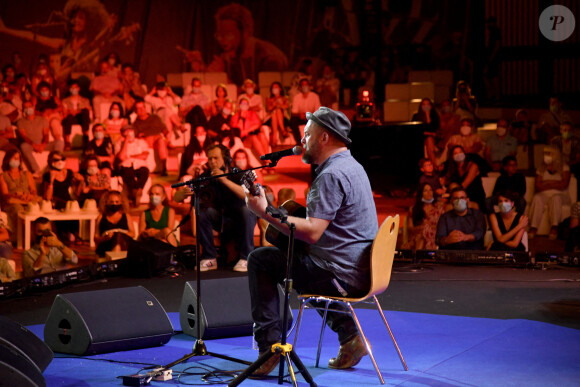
top-left (292, 215), bottom-right (408, 384)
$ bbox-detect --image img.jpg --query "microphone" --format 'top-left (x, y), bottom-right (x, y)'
top-left (260, 146), bottom-right (303, 161)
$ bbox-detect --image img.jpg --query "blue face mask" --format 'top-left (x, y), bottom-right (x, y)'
top-left (453, 198), bottom-right (467, 212)
top-left (499, 202), bottom-right (512, 213)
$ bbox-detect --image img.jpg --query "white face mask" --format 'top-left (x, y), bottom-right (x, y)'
top-left (24, 107), bottom-right (35, 116)
top-left (460, 125), bottom-right (472, 136)
top-left (70, 88), bottom-right (79, 96)
top-left (499, 202), bottom-right (512, 213)
top-left (150, 195), bottom-right (162, 206)
top-left (126, 131), bottom-right (135, 141)
top-left (9, 159), bottom-right (20, 169)
top-left (301, 86), bottom-right (310, 93)
top-left (421, 197), bottom-right (434, 204)
top-left (272, 88), bottom-right (281, 96)
top-left (240, 104), bottom-right (249, 111)
top-left (87, 166), bottom-right (99, 175)
top-left (157, 90), bottom-right (167, 98)
top-left (453, 198), bottom-right (467, 212)
top-left (52, 161), bottom-right (65, 170)
top-left (544, 155), bottom-right (553, 164)
top-left (40, 90), bottom-right (50, 98)
top-left (196, 135), bottom-right (206, 144)
top-left (245, 87), bottom-right (254, 95)
top-left (453, 152), bottom-right (466, 163)
top-left (110, 110), bottom-right (120, 118)
top-left (496, 127), bottom-right (507, 137)
top-left (94, 131), bottom-right (105, 140)
top-left (192, 87), bottom-right (201, 94)
top-left (222, 108), bottom-right (232, 115)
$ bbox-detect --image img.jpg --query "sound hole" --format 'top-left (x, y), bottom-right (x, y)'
top-left (58, 319), bottom-right (72, 344)
top-left (187, 305), bottom-right (196, 329)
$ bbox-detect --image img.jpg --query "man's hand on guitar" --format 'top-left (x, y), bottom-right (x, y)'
top-left (243, 185), bottom-right (267, 218)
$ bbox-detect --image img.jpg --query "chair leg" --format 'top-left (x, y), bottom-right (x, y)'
top-left (373, 295), bottom-right (408, 371)
top-left (315, 299), bottom-right (330, 368)
top-left (347, 303), bottom-right (385, 384)
top-left (292, 300), bottom-right (307, 349)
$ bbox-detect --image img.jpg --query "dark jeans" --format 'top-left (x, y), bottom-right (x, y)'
top-left (248, 246), bottom-right (360, 353)
top-left (119, 166), bottom-right (149, 191)
top-left (197, 205), bottom-right (256, 262)
top-left (289, 116), bottom-right (307, 144)
top-left (62, 109), bottom-right (91, 135)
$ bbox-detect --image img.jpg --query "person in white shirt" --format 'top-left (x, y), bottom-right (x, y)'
top-left (114, 125), bottom-right (150, 206)
top-left (289, 78), bottom-right (321, 144)
top-left (237, 79), bottom-right (265, 121)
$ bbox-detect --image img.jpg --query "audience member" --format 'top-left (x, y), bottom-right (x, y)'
top-left (179, 125), bottom-right (210, 179)
top-left (436, 187), bottom-right (485, 250)
top-left (103, 102), bottom-right (128, 143)
top-left (0, 257), bottom-right (16, 282)
top-left (76, 155), bottom-right (111, 206)
top-left (565, 202), bottom-right (579, 252)
top-left (61, 79), bottom-right (92, 149)
top-left (492, 156), bottom-right (527, 212)
top-left (537, 96), bottom-right (573, 143)
top-left (315, 64), bottom-right (340, 109)
top-left (22, 217), bottom-right (78, 277)
top-left (85, 123), bottom-right (114, 174)
top-left (138, 184), bottom-right (177, 246)
top-left (489, 191), bottom-right (528, 251)
top-left (290, 78), bottom-right (321, 144)
top-left (94, 190), bottom-right (135, 257)
top-left (210, 84), bottom-right (229, 117)
top-left (90, 60), bottom-right (123, 123)
top-left (230, 96), bottom-right (269, 160)
top-left (30, 63), bottom-right (55, 97)
top-left (445, 118), bottom-right (485, 158)
top-left (237, 79), bottom-right (265, 120)
top-left (265, 81), bottom-right (290, 146)
top-left (413, 98), bottom-right (440, 135)
top-left (174, 144), bottom-right (256, 272)
top-left (132, 100), bottom-right (168, 175)
top-left (419, 158), bottom-right (445, 197)
top-left (444, 145), bottom-right (487, 212)
top-left (528, 146), bottom-right (571, 240)
top-left (0, 110), bottom-right (15, 150)
top-left (144, 82), bottom-right (183, 134)
top-left (403, 182), bottom-right (446, 250)
top-left (0, 148), bottom-right (40, 237)
top-left (452, 80), bottom-right (478, 121)
top-left (17, 100), bottom-right (64, 177)
top-left (34, 81), bottom-right (65, 147)
top-left (232, 148), bottom-right (263, 180)
top-left (510, 109), bottom-right (531, 146)
top-left (104, 52), bottom-right (122, 77)
top-left (119, 63), bottom-right (146, 112)
top-left (427, 99), bottom-right (460, 168)
top-left (114, 125), bottom-right (150, 206)
top-left (485, 118), bottom-right (518, 171)
top-left (551, 121), bottom-right (580, 194)
top-left (181, 77), bottom-right (211, 119)
top-left (0, 207), bottom-right (13, 260)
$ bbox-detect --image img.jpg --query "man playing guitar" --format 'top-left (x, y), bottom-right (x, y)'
top-left (244, 107), bottom-right (378, 376)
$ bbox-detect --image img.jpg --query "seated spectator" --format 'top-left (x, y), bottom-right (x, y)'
top-left (492, 156), bottom-right (527, 212)
top-left (0, 148), bottom-right (40, 237)
top-left (61, 79), bottom-right (91, 150)
top-left (0, 207), bottom-right (13, 260)
top-left (94, 190), bottom-right (135, 257)
top-left (30, 63), bottom-right (55, 98)
top-left (444, 118), bottom-right (485, 159)
top-left (119, 63), bottom-right (146, 112)
top-left (208, 99), bottom-right (233, 140)
top-left (436, 187), bottom-right (485, 250)
top-left (230, 96), bottom-right (269, 161)
top-left (104, 52), bottom-right (122, 77)
top-left (90, 60), bottom-right (123, 123)
top-left (403, 182), bottom-right (446, 250)
top-left (35, 81), bottom-right (64, 145)
top-left (210, 84), bottom-right (229, 117)
top-left (114, 125), bottom-right (150, 206)
top-left (537, 96), bottom-right (573, 143)
top-left (485, 118), bottom-right (518, 171)
top-left (315, 64), bottom-right (340, 109)
top-left (413, 98), bottom-right (440, 136)
top-left (179, 125), bottom-right (210, 179)
top-left (76, 155), bottom-right (110, 207)
top-left (144, 82), bottom-right (183, 134)
top-left (0, 257), bottom-right (16, 282)
top-left (444, 145), bottom-right (487, 212)
top-left (510, 109), bottom-right (530, 146)
top-left (551, 121), bottom-right (580, 195)
top-left (85, 123), bottom-right (114, 174)
top-left (138, 184), bottom-right (177, 246)
top-left (419, 158), bottom-right (445, 198)
top-left (528, 146), bottom-right (571, 240)
top-left (290, 78), bottom-right (321, 144)
top-left (173, 144), bottom-right (256, 272)
top-left (17, 100), bottom-right (64, 177)
top-left (489, 191), bottom-right (528, 251)
top-left (237, 79), bottom-right (265, 120)
top-left (0, 109), bottom-right (15, 151)
top-left (452, 80), bottom-right (478, 121)
top-left (132, 99), bottom-right (168, 176)
top-left (265, 81), bottom-right (290, 146)
top-left (565, 202), bottom-right (580, 252)
top-left (426, 99), bottom-right (459, 168)
top-left (103, 102), bottom-right (128, 143)
top-left (22, 217), bottom-right (78, 277)
top-left (233, 148), bottom-right (263, 182)
top-left (180, 77), bottom-right (211, 118)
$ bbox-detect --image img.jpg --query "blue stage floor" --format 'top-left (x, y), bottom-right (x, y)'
top-left (31, 310), bottom-right (580, 386)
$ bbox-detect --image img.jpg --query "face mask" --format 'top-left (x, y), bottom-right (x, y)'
top-left (40, 90), bottom-right (50, 98)
top-left (70, 88), bottom-right (79, 96)
top-left (422, 197), bottom-right (434, 204)
top-left (453, 152), bottom-right (466, 163)
top-left (272, 88), bottom-right (280, 96)
top-left (421, 105), bottom-right (432, 113)
top-left (562, 131), bottom-right (570, 140)
top-left (126, 131), bottom-right (135, 141)
top-left (240, 104), bottom-right (249, 111)
top-left (245, 87), bottom-right (254, 95)
top-left (157, 90), bottom-right (167, 98)
top-left (222, 108), bottom-right (232, 115)
top-left (94, 131), bottom-right (105, 140)
top-left (87, 166), bottom-right (99, 175)
top-left (110, 110), bottom-right (120, 118)
top-left (9, 160), bottom-right (20, 169)
top-left (24, 107), bottom-right (34, 116)
top-left (499, 202), bottom-right (512, 213)
top-left (496, 127), bottom-right (507, 137)
top-left (150, 195), bottom-right (162, 206)
top-left (453, 198), bottom-right (467, 212)
top-left (544, 155), bottom-right (553, 164)
top-left (195, 135), bottom-right (206, 144)
top-left (52, 161), bottom-right (65, 170)
top-left (301, 86), bottom-right (310, 93)
top-left (105, 204), bottom-right (123, 214)
top-left (192, 87), bottom-right (201, 94)
top-left (460, 125), bottom-right (472, 136)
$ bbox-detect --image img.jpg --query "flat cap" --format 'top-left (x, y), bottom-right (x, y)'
top-left (306, 107), bottom-right (352, 145)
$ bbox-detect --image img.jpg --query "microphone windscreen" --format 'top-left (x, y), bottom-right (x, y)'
top-left (293, 146), bottom-right (303, 155)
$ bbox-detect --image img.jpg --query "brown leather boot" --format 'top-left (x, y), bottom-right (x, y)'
top-left (328, 335), bottom-right (368, 369)
top-left (251, 352), bottom-right (281, 377)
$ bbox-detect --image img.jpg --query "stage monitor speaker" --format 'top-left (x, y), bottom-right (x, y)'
top-left (0, 344), bottom-right (46, 387)
top-left (44, 286), bottom-right (174, 355)
top-left (179, 277), bottom-right (292, 340)
top-left (126, 239), bottom-right (175, 277)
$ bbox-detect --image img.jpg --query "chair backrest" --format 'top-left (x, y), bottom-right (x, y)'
top-left (368, 215), bottom-right (399, 297)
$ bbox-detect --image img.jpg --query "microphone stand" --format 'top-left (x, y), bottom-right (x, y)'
top-left (166, 161), bottom-right (281, 371)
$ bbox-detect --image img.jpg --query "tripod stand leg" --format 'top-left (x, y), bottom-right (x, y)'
top-left (289, 350), bottom-right (317, 386)
top-left (228, 350), bottom-right (276, 387)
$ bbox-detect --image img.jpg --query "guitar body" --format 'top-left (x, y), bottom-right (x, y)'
top-left (265, 200), bottom-right (308, 254)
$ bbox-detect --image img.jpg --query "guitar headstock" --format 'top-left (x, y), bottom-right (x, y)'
top-left (240, 171), bottom-right (261, 196)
